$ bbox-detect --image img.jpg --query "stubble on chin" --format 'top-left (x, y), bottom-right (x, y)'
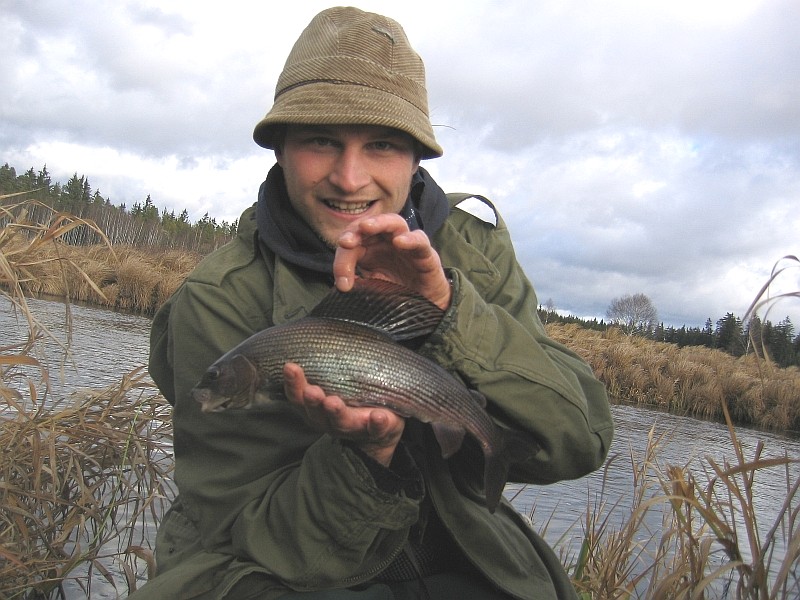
top-left (311, 226), bottom-right (338, 252)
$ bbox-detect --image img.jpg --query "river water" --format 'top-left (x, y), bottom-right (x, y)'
top-left (3, 296), bottom-right (799, 597)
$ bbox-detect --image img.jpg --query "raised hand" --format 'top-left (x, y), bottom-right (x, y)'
top-left (333, 214), bottom-right (452, 310)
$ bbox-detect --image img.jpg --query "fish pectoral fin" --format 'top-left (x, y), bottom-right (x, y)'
top-left (432, 422), bottom-right (466, 459)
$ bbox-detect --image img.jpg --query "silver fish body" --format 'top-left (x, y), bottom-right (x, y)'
top-left (192, 279), bottom-right (517, 512)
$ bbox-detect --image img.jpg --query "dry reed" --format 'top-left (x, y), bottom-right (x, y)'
top-left (0, 371), bottom-right (173, 599)
top-left (2, 194), bottom-right (174, 598)
top-left (562, 415), bottom-right (800, 599)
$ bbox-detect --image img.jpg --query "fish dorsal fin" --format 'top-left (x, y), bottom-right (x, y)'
top-left (309, 278), bottom-right (444, 341)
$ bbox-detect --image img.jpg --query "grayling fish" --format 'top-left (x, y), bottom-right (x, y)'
top-left (192, 278), bottom-right (527, 512)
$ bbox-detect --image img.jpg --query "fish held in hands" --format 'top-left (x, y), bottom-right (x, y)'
top-left (192, 278), bottom-right (532, 512)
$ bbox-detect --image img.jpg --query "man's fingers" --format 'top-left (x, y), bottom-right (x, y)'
top-left (283, 362), bottom-right (304, 403)
top-left (333, 216), bottom-right (411, 291)
top-left (367, 409), bottom-right (394, 439)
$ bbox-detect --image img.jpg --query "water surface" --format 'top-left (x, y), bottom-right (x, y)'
top-left (3, 297), bottom-right (798, 597)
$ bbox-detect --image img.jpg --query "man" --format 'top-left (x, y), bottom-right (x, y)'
top-left (132, 6), bottom-right (613, 599)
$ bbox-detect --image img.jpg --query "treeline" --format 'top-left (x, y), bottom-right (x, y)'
top-left (0, 163), bottom-right (237, 253)
top-left (3, 163), bottom-right (797, 368)
top-left (538, 308), bottom-right (800, 369)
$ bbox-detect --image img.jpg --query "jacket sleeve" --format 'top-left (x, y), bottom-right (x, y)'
top-left (429, 202), bottom-right (614, 484)
top-left (149, 243), bottom-right (422, 591)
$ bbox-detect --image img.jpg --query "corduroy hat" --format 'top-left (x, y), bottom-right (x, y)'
top-left (253, 7), bottom-right (443, 159)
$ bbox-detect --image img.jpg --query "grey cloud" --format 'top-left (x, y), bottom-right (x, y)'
top-left (426, 0), bottom-right (800, 153)
top-left (2, 0), bottom-right (263, 158)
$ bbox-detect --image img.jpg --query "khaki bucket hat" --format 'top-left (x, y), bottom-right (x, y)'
top-left (253, 7), bottom-right (443, 159)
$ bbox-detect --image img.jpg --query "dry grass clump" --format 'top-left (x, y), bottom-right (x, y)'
top-left (8, 240), bottom-right (199, 315)
top-left (85, 245), bottom-right (199, 314)
top-left (547, 324), bottom-right (800, 433)
top-left (0, 371), bottom-right (173, 599)
top-left (564, 414), bottom-right (800, 599)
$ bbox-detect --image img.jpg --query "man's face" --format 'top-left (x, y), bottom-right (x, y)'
top-left (276, 124), bottom-right (421, 249)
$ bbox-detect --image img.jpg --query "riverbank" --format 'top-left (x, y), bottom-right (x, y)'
top-left (7, 240), bottom-right (800, 435)
top-left (7, 240), bottom-right (200, 315)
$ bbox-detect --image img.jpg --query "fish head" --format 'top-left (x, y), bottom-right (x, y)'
top-left (192, 354), bottom-right (262, 412)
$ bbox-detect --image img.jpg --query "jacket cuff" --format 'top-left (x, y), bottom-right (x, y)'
top-left (343, 441), bottom-right (424, 499)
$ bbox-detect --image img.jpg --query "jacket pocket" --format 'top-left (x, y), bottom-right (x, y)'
top-left (155, 498), bottom-right (206, 575)
top-left (129, 498), bottom-right (229, 599)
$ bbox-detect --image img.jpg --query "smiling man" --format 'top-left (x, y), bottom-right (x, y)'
top-left (132, 7), bottom-right (613, 600)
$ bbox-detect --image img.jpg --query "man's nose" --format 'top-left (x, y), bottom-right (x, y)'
top-left (328, 147), bottom-right (370, 193)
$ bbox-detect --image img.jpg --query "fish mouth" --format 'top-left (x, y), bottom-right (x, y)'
top-left (193, 388), bottom-right (238, 413)
top-left (323, 199), bottom-right (376, 215)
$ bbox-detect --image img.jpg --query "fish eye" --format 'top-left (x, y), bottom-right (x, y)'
top-left (207, 366), bottom-right (220, 381)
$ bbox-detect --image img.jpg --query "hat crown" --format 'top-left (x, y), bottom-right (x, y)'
top-left (253, 7), bottom-right (442, 158)
top-left (276, 8), bottom-right (427, 112)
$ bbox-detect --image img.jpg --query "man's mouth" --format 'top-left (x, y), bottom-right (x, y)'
top-left (323, 199), bottom-right (375, 215)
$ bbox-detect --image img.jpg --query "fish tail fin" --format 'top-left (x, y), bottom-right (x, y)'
top-left (484, 429), bottom-right (540, 514)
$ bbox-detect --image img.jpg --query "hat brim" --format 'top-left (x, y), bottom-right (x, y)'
top-left (253, 82), bottom-right (443, 159)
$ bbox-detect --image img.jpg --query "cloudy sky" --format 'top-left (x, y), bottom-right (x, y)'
top-left (2, 0), bottom-right (799, 328)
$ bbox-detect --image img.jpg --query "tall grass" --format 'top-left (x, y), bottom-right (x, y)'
top-left (1, 194), bottom-right (174, 598)
top-left (561, 408), bottom-right (800, 599)
top-left (2, 197), bottom-right (199, 315)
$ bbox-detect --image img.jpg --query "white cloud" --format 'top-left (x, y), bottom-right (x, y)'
top-left (2, 0), bottom-right (798, 328)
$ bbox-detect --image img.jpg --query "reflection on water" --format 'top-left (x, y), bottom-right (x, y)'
top-left (2, 296), bottom-right (152, 404)
top-left (506, 405), bottom-right (800, 554)
top-left (3, 296), bottom-right (799, 597)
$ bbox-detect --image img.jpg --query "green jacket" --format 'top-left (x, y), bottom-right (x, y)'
top-left (133, 194), bottom-right (614, 599)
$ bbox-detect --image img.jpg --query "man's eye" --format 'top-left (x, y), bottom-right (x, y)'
top-left (298, 136), bottom-right (335, 148)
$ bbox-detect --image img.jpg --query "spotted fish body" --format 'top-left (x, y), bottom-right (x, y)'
top-left (192, 278), bottom-right (516, 512)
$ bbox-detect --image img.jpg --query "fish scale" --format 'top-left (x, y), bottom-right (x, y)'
top-left (238, 317), bottom-right (497, 447)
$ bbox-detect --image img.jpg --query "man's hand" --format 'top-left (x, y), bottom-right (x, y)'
top-left (282, 362), bottom-right (404, 467)
top-left (333, 214), bottom-right (452, 310)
